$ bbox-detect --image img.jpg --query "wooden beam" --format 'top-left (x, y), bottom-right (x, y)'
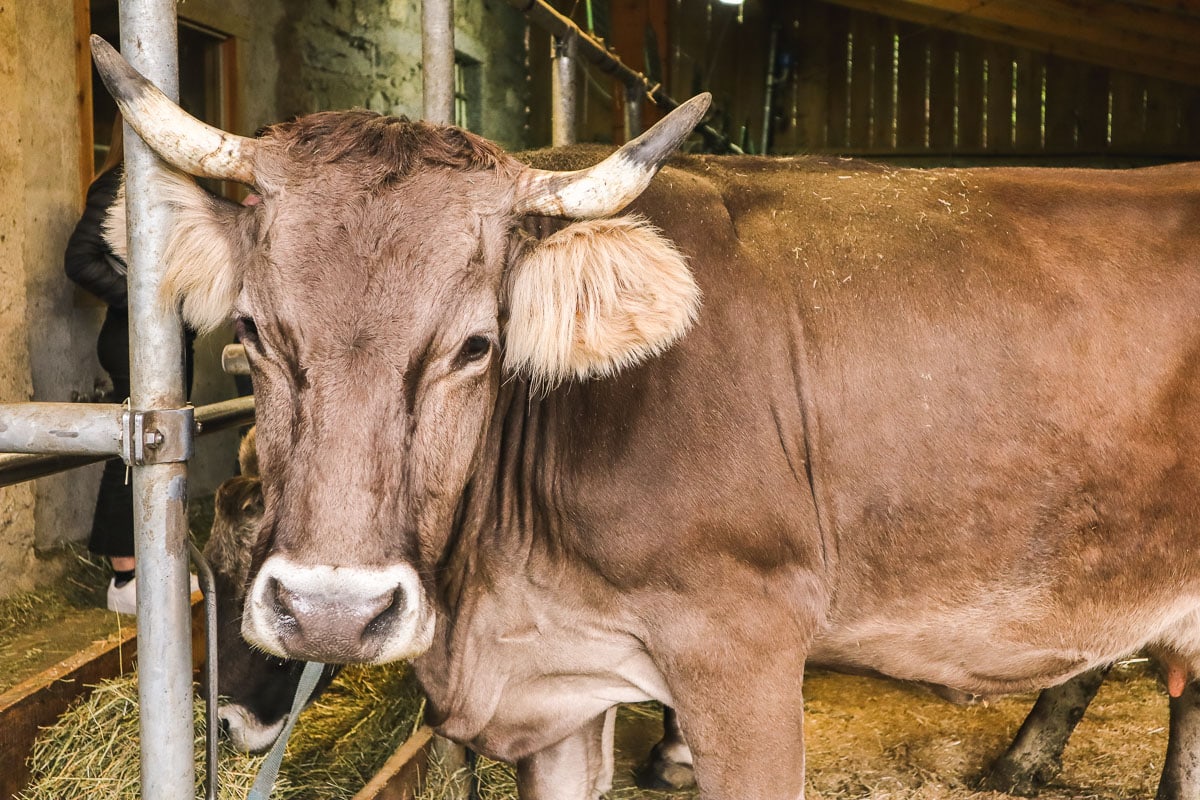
top-left (1124, 0), bottom-right (1200, 21)
top-left (1010, 0), bottom-right (1200, 49)
top-left (821, 0), bottom-right (1200, 87)
top-left (74, 0), bottom-right (94, 197)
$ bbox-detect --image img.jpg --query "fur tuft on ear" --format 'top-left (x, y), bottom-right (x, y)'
top-left (504, 215), bottom-right (700, 388)
top-left (102, 169), bottom-right (244, 334)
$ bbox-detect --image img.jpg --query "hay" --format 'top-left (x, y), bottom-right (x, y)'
top-left (20, 661), bottom-right (425, 800)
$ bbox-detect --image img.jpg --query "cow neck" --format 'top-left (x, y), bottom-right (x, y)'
top-left (438, 378), bottom-right (567, 614)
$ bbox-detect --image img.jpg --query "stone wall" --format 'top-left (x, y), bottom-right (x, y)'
top-left (274, 0), bottom-right (531, 147)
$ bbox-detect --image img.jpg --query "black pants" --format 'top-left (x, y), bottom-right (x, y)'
top-left (88, 308), bottom-right (195, 558)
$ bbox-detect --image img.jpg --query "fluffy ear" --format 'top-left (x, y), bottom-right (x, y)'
top-left (504, 216), bottom-right (700, 387)
top-left (102, 169), bottom-right (247, 333)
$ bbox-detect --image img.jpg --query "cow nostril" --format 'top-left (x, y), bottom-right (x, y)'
top-left (218, 716), bottom-right (231, 737)
top-left (269, 577), bottom-right (299, 627)
top-left (363, 587), bottom-right (405, 640)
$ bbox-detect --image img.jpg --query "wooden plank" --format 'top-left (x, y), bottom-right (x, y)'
top-left (984, 42), bottom-right (1014, 151)
top-left (796, 0), bottom-right (830, 149)
top-left (1042, 54), bottom-right (1078, 152)
top-left (927, 30), bottom-right (956, 150)
top-left (956, 34), bottom-right (984, 150)
top-left (74, 0), bottom-right (94, 195)
top-left (871, 14), bottom-right (896, 148)
top-left (895, 21), bottom-right (928, 149)
top-left (1076, 65), bottom-right (1110, 153)
top-left (1182, 87), bottom-right (1200, 157)
top-left (351, 726), bottom-right (435, 800)
top-left (825, 4), bottom-right (851, 150)
top-left (1013, 49), bottom-right (1043, 152)
top-left (1007, 0), bottom-right (1200, 51)
top-left (1109, 71), bottom-right (1147, 151)
top-left (1144, 77), bottom-right (1181, 152)
top-left (848, 11), bottom-right (875, 149)
top-left (819, 0), bottom-right (1200, 88)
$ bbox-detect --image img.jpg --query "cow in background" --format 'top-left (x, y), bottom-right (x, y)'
top-left (202, 427), bottom-right (339, 752)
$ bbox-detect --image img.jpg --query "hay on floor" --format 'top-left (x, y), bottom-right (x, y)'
top-left (20, 661), bottom-right (424, 800)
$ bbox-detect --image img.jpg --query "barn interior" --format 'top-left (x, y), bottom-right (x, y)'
top-left (1, 0), bottom-right (1198, 798)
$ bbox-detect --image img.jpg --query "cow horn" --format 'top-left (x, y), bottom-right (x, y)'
top-left (514, 92), bottom-right (711, 219)
top-left (90, 35), bottom-right (256, 184)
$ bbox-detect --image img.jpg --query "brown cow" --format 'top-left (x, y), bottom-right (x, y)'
top-left (94, 36), bottom-right (1200, 799)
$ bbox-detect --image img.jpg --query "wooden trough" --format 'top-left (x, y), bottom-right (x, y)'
top-left (0, 596), bottom-right (438, 800)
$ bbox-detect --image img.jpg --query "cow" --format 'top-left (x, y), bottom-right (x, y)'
top-left (201, 427), bottom-right (340, 752)
top-left (210, 431), bottom-right (1131, 792)
top-left (92, 35), bottom-right (1200, 800)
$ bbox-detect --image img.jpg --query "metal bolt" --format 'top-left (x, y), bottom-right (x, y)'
top-left (144, 430), bottom-right (164, 450)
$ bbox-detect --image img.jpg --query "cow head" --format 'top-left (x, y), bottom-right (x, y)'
top-left (202, 429), bottom-right (339, 752)
top-left (93, 36), bottom-right (706, 664)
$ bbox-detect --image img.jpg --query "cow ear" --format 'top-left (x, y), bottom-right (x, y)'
top-left (103, 169), bottom-right (248, 333)
top-left (503, 216), bottom-right (700, 388)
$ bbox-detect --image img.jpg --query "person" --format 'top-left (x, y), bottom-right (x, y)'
top-left (64, 115), bottom-right (197, 613)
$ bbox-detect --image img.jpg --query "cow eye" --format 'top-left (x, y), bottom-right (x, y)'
top-left (459, 335), bottom-right (492, 364)
top-left (235, 316), bottom-right (259, 348)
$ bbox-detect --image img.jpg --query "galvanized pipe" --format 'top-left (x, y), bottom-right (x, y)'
top-left (0, 403), bottom-right (124, 455)
top-left (551, 33), bottom-right (578, 146)
top-left (623, 84), bottom-right (643, 142)
top-left (0, 396), bottom-right (254, 489)
top-left (422, 0), bottom-right (455, 124)
top-left (119, 1), bottom-right (196, 797)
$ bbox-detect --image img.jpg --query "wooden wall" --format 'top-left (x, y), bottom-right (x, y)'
top-left (766, 2), bottom-right (1200, 158)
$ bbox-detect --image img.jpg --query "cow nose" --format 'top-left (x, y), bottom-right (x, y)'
top-left (270, 576), bottom-right (403, 647)
top-left (242, 556), bottom-right (435, 664)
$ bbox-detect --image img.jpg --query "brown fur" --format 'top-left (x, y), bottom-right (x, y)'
top-left (144, 109), bottom-right (1200, 799)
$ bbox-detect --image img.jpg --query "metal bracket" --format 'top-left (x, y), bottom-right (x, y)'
top-left (120, 406), bottom-right (195, 466)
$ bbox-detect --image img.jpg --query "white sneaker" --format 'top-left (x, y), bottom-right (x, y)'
top-left (106, 577), bottom-right (137, 615)
top-left (107, 574), bottom-right (203, 615)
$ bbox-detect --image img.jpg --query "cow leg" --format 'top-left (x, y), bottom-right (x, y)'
top-left (515, 707), bottom-right (616, 800)
top-left (635, 706), bottom-right (696, 790)
top-left (981, 666), bottom-right (1109, 795)
top-left (1157, 681), bottom-right (1200, 800)
top-left (662, 640), bottom-right (808, 798)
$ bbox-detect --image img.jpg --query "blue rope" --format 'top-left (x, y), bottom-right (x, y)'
top-left (247, 660), bottom-right (326, 800)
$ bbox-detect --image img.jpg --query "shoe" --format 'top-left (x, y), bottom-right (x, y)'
top-left (106, 574), bottom-right (203, 615)
top-left (106, 577), bottom-right (137, 615)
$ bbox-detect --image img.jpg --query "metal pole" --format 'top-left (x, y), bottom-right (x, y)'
top-left (623, 84), bottom-right (643, 142)
top-left (551, 33), bottom-right (577, 146)
top-left (423, 0), bottom-right (455, 124)
top-left (0, 396), bottom-right (255, 489)
top-left (119, 1), bottom-right (196, 797)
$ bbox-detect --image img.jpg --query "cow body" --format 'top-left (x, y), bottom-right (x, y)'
top-left (90, 38), bottom-right (1200, 797)
top-left (410, 154), bottom-right (1200, 787)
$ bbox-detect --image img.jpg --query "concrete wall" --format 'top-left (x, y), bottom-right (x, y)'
top-left (1, 1), bottom-right (531, 598)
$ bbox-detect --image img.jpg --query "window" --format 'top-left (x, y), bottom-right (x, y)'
top-left (454, 54), bottom-right (481, 133)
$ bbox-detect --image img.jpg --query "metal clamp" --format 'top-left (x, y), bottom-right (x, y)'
top-left (120, 406), bottom-right (196, 465)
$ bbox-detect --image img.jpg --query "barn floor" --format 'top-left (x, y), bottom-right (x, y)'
top-left (0, 493), bottom-right (216, 695)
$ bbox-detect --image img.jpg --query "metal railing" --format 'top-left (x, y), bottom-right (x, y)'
top-left (507, 0), bottom-right (742, 153)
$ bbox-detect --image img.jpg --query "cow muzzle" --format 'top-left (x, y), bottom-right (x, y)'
top-left (242, 557), bottom-right (435, 664)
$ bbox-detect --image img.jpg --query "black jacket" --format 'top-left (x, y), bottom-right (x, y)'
top-left (64, 166), bottom-right (127, 309)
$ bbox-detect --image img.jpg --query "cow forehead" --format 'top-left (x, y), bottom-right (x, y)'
top-left (243, 172), bottom-right (511, 337)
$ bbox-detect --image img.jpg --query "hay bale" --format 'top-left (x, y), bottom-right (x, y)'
top-left (20, 662), bottom-right (424, 800)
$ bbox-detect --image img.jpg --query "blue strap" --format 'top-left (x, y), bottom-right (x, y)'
top-left (247, 660), bottom-right (326, 800)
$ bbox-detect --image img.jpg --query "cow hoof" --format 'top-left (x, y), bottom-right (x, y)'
top-left (979, 756), bottom-right (1062, 796)
top-left (635, 753), bottom-right (696, 791)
